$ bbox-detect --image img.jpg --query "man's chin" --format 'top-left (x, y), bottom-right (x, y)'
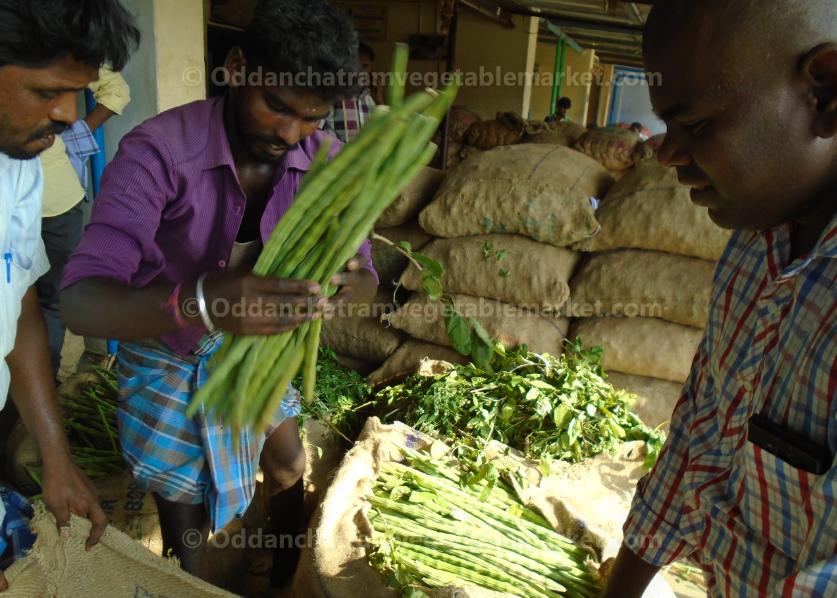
top-left (0, 141), bottom-right (49, 161)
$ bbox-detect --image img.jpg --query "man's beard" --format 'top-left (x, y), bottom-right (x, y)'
top-left (0, 121), bottom-right (68, 161)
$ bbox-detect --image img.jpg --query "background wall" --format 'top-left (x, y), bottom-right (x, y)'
top-left (530, 42), bottom-right (596, 123)
top-left (103, 0), bottom-right (206, 159)
top-left (454, 10), bottom-right (538, 119)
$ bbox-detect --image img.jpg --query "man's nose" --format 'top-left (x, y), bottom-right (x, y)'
top-left (657, 129), bottom-right (691, 167)
top-left (47, 91), bottom-right (78, 127)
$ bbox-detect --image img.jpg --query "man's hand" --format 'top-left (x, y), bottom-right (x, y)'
top-left (41, 457), bottom-right (109, 549)
top-left (599, 544), bottom-right (661, 598)
top-left (198, 270), bottom-right (325, 335)
top-left (325, 255), bottom-right (378, 319)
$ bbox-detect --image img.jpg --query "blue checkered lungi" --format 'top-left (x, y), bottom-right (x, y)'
top-left (115, 332), bottom-right (301, 531)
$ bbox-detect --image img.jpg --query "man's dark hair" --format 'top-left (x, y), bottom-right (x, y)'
top-left (631, 121), bottom-right (644, 130)
top-left (241, 0), bottom-right (361, 103)
top-left (359, 42), bottom-right (375, 62)
top-left (558, 97), bottom-right (572, 109)
top-left (0, 0), bottom-right (140, 70)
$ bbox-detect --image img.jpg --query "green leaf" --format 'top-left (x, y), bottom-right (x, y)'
top-left (444, 310), bottom-right (472, 355)
top-left (411, 252), bottom-right (444, 279)
top-left (420, 271), bottom-right (443, 301)
top-left (470, 334), bottom-right (494, 370)
top-left (468, 317), bottom-right (492, 347)
top-left (498, 268), bottom-right (511, 278)
top-left (496, 249), bottom-right (509, 262)
top-left (553, 403), bottom-right (572, 429)
top-left (396, 240), bottom-right (413, 253)
top-left (482, 240), bottom-right (494, 259)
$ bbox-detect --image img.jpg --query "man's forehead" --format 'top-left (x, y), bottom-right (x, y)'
top-left (24, 58), bottom-right (99, 89)
top-left (263, 86), bottom-right (331, 116)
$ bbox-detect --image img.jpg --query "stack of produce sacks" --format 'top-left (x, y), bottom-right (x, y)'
top-left (371, 144), bottom-right (615, 386)
top-left (324, 166), bottom-right (446, 375)
top-left (567, 160), bottom-right (732, 427)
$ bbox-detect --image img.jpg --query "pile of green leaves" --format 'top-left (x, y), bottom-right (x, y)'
top-left (377, 340), bottom-right (665, 467)
top-left (294, 348), bottom-right (375, 441)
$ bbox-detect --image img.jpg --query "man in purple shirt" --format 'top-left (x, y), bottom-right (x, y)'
top-left (60, 0), bottom-right (376, 586)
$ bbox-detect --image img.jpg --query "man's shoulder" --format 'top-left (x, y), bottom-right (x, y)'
top-left (301, 129), bottom-right (343, 161)
top-left (123, 97), bottom-right (223, 163)
top-left (0, 154), bottom-right (41, 203)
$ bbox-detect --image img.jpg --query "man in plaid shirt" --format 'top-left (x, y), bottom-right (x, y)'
top-left (601, 1), bottom-right (837, 596)
top-left (321, 41), bottom-right (376, 143)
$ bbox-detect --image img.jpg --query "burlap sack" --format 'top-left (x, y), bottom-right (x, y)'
top-left (384, 293), bottom-right (570, 355)
top-left (321, 290), bottom-right (403, 364)
top-left (332, 353), bottom-right (377, 376)
top-left (448, 106), bottom-right (481, 142)
top-left (573, 128), bottom-right (641, 171)
top-left (574, 161), bottom-right (732, 261)
top-left (524, 121), bottom-right (588, 147)
top-left (400, 234), bottom-right (579, 312)
top-left (444, 141), bottom-right (463, 169)
top-left (607, 372), bottom-right (684, 431)
top-left (376, 167), bottom-right (445, 228)
top-left (3, 508), bottom-right (237, 597)
top-left (569, 317), bottom-right (702, 383)
top-left (371, 221), bottom-right (433, 286)
top-left (568, 250), bottom-right (715, 328)
top-left (419, 145), bottom-right (612, 247)
top-left (289, 418), bottom-right (675, 598)
top-left (464, 112), bottom-right (526, 150)
top-left (367, 339), bottom-right (468, 387)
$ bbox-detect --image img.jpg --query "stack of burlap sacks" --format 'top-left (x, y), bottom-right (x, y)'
top-left (369, 143), bottom-right (614, 386)
top-left (329, 121), bottom-right (730, 429)
top-left (565, 160), bottom-right (731, 427)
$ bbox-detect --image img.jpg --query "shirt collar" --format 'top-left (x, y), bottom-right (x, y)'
top-left (204, 95), bottom-right (317, 174)
top-left (815, 211), bottom-right (837, 260)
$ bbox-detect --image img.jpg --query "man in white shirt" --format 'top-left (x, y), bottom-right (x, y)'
top-left (0, 0), bottom-right (138, 588)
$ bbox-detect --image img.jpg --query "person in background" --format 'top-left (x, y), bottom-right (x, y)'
top-left (0, 0), bottom-right (138, 589)
top-left (545, 96), bottom-right (572, 123)
top-left (600, 0), bottom-right (836, 596)
top-left (321, 41), bottom-right (377, 143)
top-left (629, 121), bottom-right (643, 134)
top-left (37, 66), bottom-right (130, 381)
top-left (60, 0), bottom-right (377, 587)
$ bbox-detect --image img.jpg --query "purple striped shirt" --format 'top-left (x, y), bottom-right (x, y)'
top-left (62, 96), bottom-right (376, 355)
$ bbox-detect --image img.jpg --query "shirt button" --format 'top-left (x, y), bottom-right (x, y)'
top-left (219, 260), bottom-right (227, 268)
top-left (235, 206), bottom-right (243, 214)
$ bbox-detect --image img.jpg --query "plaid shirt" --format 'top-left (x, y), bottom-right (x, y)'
top-left (60, 119), bottom-right (99, 190)
top-left (321, 89), bottom-right (376, 143)
top-left (624, 213), bottom-right (837, 596)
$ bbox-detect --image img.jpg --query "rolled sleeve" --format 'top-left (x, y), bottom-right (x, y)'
top-left (622, 340), bottom-right (710, 566)
top-left (62, 127), bottom-right (176, 290)
top-left (356, 238), bottom-right (378, 284)
top-left (88, 66), bottom-right (131, 115)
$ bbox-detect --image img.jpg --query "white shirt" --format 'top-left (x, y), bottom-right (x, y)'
top-left (1, 154), bottom-right (49, 407)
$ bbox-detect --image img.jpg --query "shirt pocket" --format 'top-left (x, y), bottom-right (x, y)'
top-left (736, 441), bottom-right (819, 560)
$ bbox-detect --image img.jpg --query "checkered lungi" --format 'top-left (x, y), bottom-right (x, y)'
top-left (115, 332), bottom-right (301, 531)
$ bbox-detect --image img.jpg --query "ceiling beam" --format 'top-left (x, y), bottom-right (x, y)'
top-left (546, 16), bottom-right (643, 35)
top-left (459, 0), bottom-right (515, 28)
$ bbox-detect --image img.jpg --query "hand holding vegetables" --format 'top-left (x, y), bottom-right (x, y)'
top-left (196, 270), bottom-right (325, 336)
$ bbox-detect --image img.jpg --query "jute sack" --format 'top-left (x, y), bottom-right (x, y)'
top-left (321, 290), bottom-right (403, 364)
top-left (289, 417), bottom-right (676, 598)
top-left (523, 121), bottom-right (588, 147)
top-left (384, 293), bottom-right (570, 355)
top-left (3, 508), bottom-right (237, 597)
top-left (572, 128), bottom-right (641, 171)
top-left (569, 317), bottom-right (702, 383)
top-left (367, 339), bottom-right (468, 387)
top-left (332, 353), bottom-right (377, 376)
top-left (606, 372), bottom-right (684, 431)
top-left (400, 235), bottom-right (579, 312)
top-left (567, 250), bottom-right (715, 328)
top-left (574, 161), bottom-right (732, 261)
top-left (376, 167), bottom-right (445, 228)
top-left (371, 221), bottom-right (433, 286)
top-left (419, 145), bottom-right (612, 247)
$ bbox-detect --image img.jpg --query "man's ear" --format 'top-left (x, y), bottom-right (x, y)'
top-left (224, 47), bottom-right (247, 89)
top-left (802, 43), bottom-right (837, 138)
